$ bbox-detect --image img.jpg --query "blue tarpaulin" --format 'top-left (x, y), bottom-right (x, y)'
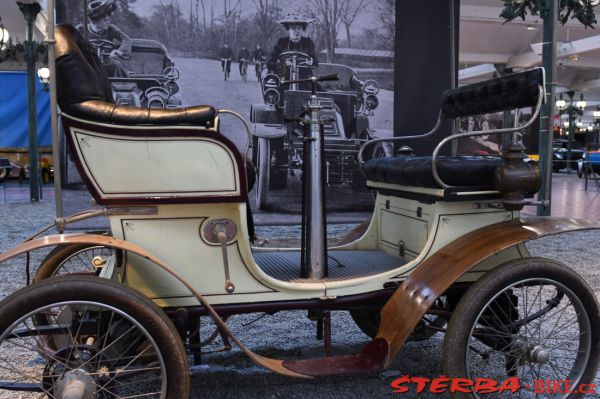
top-left (0, 71), bottom-right (51, 148)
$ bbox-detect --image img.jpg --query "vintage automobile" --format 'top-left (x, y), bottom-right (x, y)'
top-left (552, 139), bottom-right (584, 172)
top-left (1, 24), bottom-right (599, 399)
top-left (250, 51), bottom-right (389, 210)
top-left (577, 149), bottom-right (600, 178)
top-left (0, 152), bottom-right (53, 183)
top-left (90, 36), bottom-right (182, 108)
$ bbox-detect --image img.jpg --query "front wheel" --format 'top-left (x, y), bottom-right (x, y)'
top-left (443, 257), bottom-right (600, 399)
top-left (0, 275), bottom-right (189, 398)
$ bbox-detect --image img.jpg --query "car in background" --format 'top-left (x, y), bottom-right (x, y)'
top-left (250, 58), bottom-right (389, 209)
top-left (577, 149), bottom-right (600, 178)
top-left (0, 153), bottom-right (53, 184)
top-left (552, 139), bottom-right (584, 172)
top-left (93, 38), bottom-right (182, 109)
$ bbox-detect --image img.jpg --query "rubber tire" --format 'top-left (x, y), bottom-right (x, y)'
top-left (34, 243), bottom-right (120, 281)
top-left (442, 257), bottom-right (600, 399)
top-left (0, 275), bottom-right (189, 398)
top-left (256, 137), bottom-right (270, 210)
top-left (269, 137), bottom-right (288, 190)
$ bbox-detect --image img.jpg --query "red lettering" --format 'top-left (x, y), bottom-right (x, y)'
top-left (551, 380), bottom-right (564, 394)
top-left (474, 378), bottom-right (498, 394)
top-left (412, 377), bottom-right (430, 393)
top-left (390, 375), bottom-right (411, 393)
top-left (429, 376), bottom-right (450, 394)
top-left (450, 378), bottom-right (473, 393)
top-left (534, 380), bottom-right (545, 394)
top-left (498, 377), bottom-right (521, 393)
top-left (586, 383), bottom-right (597, 394)
top-left (564, 380), bottom-right (574, 394)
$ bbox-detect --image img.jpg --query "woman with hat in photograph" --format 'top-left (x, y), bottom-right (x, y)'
top-left (267, 11), bottom-right (318, 78)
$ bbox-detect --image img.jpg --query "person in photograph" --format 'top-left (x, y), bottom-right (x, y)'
top-left (237, 45), bottom-right (252, 76)
top-left (78, 0), bottom-right (131, 77)
top-left (252, 44), bottom-right (266, 77)
top-left (219, 43), bottom-right (233, 73)
top-left (267, 12), bottom-right (318, 78)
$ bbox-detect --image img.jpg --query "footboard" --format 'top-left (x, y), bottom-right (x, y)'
top-left (61, 113), bottom-right (247, 205)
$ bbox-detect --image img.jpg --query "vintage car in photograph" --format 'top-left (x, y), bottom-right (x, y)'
top-left (90, 37), bottom-right (182, 108)
top-left (250, 52), bottom-right (387, 209)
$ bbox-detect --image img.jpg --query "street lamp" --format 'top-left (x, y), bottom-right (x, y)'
top-left (0, 18), bottom-right (9, 51)
top-left (17, 1), bottom-right (43, 202)
top-left (37, 66), bottom-right (50, 91)
top-left (555, 91), bottom-right (585, 173)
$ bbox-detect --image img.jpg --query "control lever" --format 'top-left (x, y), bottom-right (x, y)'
top-left (217, 231), bottom-right (235, 293)
top-left (282, 73), bottom-right (339, 86)
top-left (202, 219), bottom-right (238, 293)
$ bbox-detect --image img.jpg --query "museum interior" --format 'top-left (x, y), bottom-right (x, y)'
top-left (0, 0), bottom-right (600, 398)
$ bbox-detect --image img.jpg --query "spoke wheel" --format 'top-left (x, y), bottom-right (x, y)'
top-left (443, 258), bottom-right (600, 399)
top-left (34, 243), bottom-right (122, 281)
top-left (0, 276), bottom-right (189, 398)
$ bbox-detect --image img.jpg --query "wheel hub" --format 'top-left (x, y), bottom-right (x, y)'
top-left (528, 345), bottom-right (550, 364)
top-left (55, 369), bottom-right (96, 399)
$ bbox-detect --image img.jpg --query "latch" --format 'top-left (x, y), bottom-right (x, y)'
top-left (202, 219), bottom-right (238, 293)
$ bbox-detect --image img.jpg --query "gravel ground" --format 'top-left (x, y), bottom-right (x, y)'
top-left (1, 200), bottom-right (600, 398)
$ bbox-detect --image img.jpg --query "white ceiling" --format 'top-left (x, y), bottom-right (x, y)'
top-left (460, 0), bottom-right (600, 124)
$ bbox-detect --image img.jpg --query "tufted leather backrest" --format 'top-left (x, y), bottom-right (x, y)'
top-left (55, 24), bottom-right (217, 127)
top-left (441, 68), bottom-right (544, 120)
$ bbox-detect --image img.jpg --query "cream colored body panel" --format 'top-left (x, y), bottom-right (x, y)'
top-left (71, 127), bottom-right (240, 199)
top-left (106, 191), bottom-right (526, 307)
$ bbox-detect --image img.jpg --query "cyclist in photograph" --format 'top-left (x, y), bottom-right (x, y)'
top-left (219, 43), bottom-right (234, 75)
top-left (237, 46), bottom-right (252, 78)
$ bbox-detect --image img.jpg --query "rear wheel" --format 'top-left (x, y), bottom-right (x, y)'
top-left (443, 258), bottom-right (600, 398)
top-left (0, 275), bottom-right (189, 398)
top-left (34, 243), bottom-right (121, 281)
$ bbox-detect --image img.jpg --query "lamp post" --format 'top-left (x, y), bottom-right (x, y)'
top-left (594, 106), bottom-right (600, 145)
top-left (556, 91), bottom-right (585, 174)
top-left (18, 1), bottom-right (42, 202)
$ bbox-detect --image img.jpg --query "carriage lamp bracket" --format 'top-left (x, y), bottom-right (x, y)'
top-left (202, 219), bottom-right (237, 293)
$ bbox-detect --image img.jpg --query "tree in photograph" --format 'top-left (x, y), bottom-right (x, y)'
top-left (307, 0), bottom-right (343, 63)
top-left (339, 0), bottom-right (366, 48)
top-left (376, 0), bottom-right (394, 50)
top-left (220, 0), bottom-right (241, 44)
top-left (252, 0), bottom-right (281, 45)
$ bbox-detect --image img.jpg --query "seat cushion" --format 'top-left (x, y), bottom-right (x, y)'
top-left (363, 156), bottom-right (503, 189)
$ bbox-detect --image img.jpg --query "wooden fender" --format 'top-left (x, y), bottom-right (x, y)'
top-left (376, 216), bottom-right (600, 367)
top-left (0, 233), bottom-right (309, 378)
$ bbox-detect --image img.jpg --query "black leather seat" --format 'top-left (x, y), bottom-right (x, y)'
top-left (55, 24), bottom-right (216, 127)
top-left (363, 156), bottom-right (503, 189)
